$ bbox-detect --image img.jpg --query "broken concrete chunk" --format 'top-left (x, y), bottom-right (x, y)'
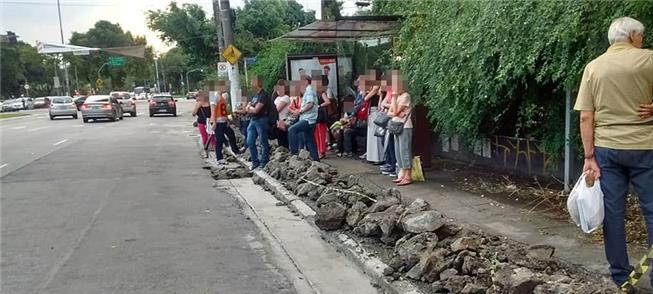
top-left (316, 190), bottom-right (339, 207)
top-left (394, 232), bottom-right (439, 270)
top-left (404, 198), bottom-right (431, 215)
top-left (527, 244), bottom-right (555, 261)
top-left (405, 248), bottom-right (450, 281)
top-left (439, 268), bottom-right (459, 281)
top-left (460, 283), bottom-right (486, 294)
top-left (314, 202), bottom-right (347, 231)
top-left (450, 237), bottom-right (479, 252)
top-left (346, 201), bottom-right (368, 227)
top-left (401, 210), bottom-right (446, 234)
top-left (368, 196), bottom-right (400, 213)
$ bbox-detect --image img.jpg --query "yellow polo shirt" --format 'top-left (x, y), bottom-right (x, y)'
top-left (574, 42), bottom-right (653, 150)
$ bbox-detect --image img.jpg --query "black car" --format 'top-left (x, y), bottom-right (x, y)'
top-left (74, 96), bottom-right (87, 110)
top-left (149, 95), bottom-right (177, 117)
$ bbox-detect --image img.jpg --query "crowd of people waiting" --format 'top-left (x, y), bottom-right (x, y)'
top-left (192, 69), bottom-right (416, 186)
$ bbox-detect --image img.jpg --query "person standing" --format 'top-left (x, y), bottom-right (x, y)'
top-left (379, 82), bottom-right (397, 177)
top-left (245, 77), bottom-right (271, 170)
top-left (574, 17), bottom-right (653, 289)
top-left (389, 73), bottom-right (413, 186)
top-left (274, 79), bottom-right (291, 149)
top-left (314, 80), bottom-right (332, 159)
top-left (288, 76), bottom-right (320, 161)
top-left (209, 91), bottom-right (240, 165)
top-left (192, 92), bottom-right (215, 148)
top-left (365, 80), bottom-right (384, 164)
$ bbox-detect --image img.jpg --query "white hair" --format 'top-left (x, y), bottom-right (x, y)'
top-left (608, 17), bottom-right (645, 45)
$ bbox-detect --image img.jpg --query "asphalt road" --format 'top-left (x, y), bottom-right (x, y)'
top-left (0, 100), bottom-right (294, 293)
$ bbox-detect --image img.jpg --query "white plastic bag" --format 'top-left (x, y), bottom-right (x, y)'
top-left (567, 173), bottom-right (605, 233)
top-left (205, 121), bottom-right (214, 135)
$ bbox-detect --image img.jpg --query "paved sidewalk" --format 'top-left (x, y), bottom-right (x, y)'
top-left (324, 156), bottom-right (651, 289)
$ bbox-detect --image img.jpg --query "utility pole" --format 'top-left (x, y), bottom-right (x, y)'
top-left (212, 0), bottom-right (225, 62)
top-left (180, 73), bottom-right (185, 95)
top-left (57, 0), bottom-right (70, 95)
top-left (220, 0), bottom-right (240, 111)
top-left (154, 58), bottom-right (160, 93)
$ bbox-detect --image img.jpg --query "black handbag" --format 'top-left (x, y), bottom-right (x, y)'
top-left (388, 109), bottom-right (412, 135)
top-left (374, 126), bottom-right (387, 138)
top-left (373, 111), bottom-right (390, 127)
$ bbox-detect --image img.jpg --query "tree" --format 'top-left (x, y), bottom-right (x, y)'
top-left (1, 37), bottom-right (56, 98)
top-left (147, 2), bottom-right (217, 66)
top-left (68, 20), bottom-right (154, 92)
top-left (158, 47), bottom-right (190, 93)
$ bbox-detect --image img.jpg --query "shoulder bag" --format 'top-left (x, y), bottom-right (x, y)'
top-left (387, 108), bottom-right (412, 135)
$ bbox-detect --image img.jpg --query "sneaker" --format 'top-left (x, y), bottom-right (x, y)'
top-left (250, 164), bottom-right (260, 171)
top-left (388, 172), bottom-right (397, 177)
top-left (380, 164), bottom-right (391, 170)
top-left (358, 153), bottom-right (367, 159)
top-left (217, 159), bottom-right (227, 165)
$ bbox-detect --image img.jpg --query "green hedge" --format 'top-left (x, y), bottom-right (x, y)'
top-left (372, 0), bottom-right (653, 158)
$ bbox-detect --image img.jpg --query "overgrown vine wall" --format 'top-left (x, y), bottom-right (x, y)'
top-left (372, 0), bottom-right (653, 159)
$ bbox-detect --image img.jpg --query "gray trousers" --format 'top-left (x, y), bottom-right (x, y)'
top-left (394, 128), bottom-right (413, 169)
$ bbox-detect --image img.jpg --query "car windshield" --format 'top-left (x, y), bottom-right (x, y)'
top-left (152, 96), bottom-right (172, 102)
top-left (85, 96), bottom-right (109, 103)
top-left (35, 98), bottom-right (45, 102)
top-left (52, 97), bottom-right (73, 104)
top-left (111, 93), bottom-right (129, 99)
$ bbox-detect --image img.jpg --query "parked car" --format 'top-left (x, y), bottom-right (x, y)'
top-left (33, 97), bottom-right (50, 108)
top-left (80, 95), bottom-right (123, 123)
top-left (186, 91), bottom-right (198, 100)
top-left (73, 96), bottom-right (87, 110)
top-left (149, 95), bottom-right (177, 117)
top-left (49, 96), bottom-right (78, 120)
top-left (1, 100), bottom-right (15, 112)
top-left (9, 99), bottom-right (23, 111)
top-left (110, 91), bottom-right (136, 117)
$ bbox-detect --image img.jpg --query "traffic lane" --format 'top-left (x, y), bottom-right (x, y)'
top-left (2, 104), bottom-right (293, 293)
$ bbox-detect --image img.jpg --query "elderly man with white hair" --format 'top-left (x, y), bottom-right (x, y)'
top-left (574, 16), bottom-right (653, 289)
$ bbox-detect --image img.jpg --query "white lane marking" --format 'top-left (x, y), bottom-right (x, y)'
top-left (28, 126), bottom-right (47, 132)
top-left (137, 112), bottom-right (144, 115)
top-left (11, 126), bottom-right (26, 130)
top-left (0, 163), bottom-right (8, 169)
top-left (53, 139), bottom-right (68, 146)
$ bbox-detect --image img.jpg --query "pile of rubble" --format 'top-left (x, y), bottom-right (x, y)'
top-left (249, 147), bottom-right (618, 293)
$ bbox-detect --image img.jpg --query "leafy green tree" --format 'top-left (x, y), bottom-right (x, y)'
top-left (68, 20), bottom-right (154, 93)
top-left (1, 37), bottom-right (56, 98)
top-left (368, 0), bottom-right (653, 158)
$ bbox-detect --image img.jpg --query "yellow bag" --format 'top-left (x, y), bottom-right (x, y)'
top-left (411, 156), bottom-right (425, 182)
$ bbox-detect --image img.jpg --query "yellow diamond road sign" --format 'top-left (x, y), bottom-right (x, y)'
top-left (223, 44), bottom-right (242, 65)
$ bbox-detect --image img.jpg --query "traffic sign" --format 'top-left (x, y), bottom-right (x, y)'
top-left (217, 62), bottom-right (229, 76)
top-left (223, 44), bottom-right (242, 65)
top-left (108, 56), bottom-right (125, 66)
top-left (96, 79), bottom-right (103, 89)
top-left (245, 57), bottom-right (257, 66)
top-left (24, 84), bottom-right (30, 90)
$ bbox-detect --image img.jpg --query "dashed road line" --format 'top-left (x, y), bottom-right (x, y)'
top-left (11, 126), bottom-right (26, 130)
top-left (28, 126), bottom-right (47, 132)
top-left (0, 163), bottom-right (8, 169)
top-left (53, 139), bottom-right (68, 146)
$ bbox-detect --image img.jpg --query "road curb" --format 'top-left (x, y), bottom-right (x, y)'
top-left (233, 155), bottom-right (425, 294)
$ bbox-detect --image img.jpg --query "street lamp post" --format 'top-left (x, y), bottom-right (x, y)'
top-left (154, 58), bottom-right (161, 93)
top-left (97, 62), bottom-right (108, 92)
top-left (185, 68), bottom-right (203, 92)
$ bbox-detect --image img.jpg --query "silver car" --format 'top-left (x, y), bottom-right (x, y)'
top-left (80, 95), bottom-right (123, 123)
top-left (110, 91), bottom-right (137, 117)
top-left (49, 96), bottom-right (78, 119)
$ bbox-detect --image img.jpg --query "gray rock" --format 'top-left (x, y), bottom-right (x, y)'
top-left (296, 183), bottom-right (313, 197)
top-left (354, 212), bottom-right (384, 236)
top-left (435, 223), bottom-right (463, 239)
top-left (450, 237), bottom-right (478, 252)
top-left (533, 283), bottom-right (573, 294)
top-left (460, 283), bottom-right (486, 294)
top-left (378, 205), bottom-right (405, 244)
top-left (453, 250), bottom-right (475, 272)
top-left (439, 268), bottom-right (459, 281)
top-left (346, 201), bottom-right (368, 227)
top-left (316, 190), bottom-right (339, 207)
top-left (444, 275), bottom-right (473, 293)
top-left (298, 149), bottom-right (311, 160)
top-left (251, 173), bottom-right (264, 185)
top-left (401, 210), bottom-right (446, 234)
top-left (304, 166), bottom-right (327, 185)
top-left (404, 198), bottom-right (431, 215)
top-left (394, 232), bottom-right (439, 269)
top-left (511, 267), bottom-right (543, 294)
top-left (314, 202), bottom-right (347, 231)
top-left (369, 196), bottom-right (400, 213)
top-left (383, 266), bottom-right (395, 276)
top-left (288, 156), bottom-right (309, 172)
top-left (461, 255), bottom-right (481, 275)
top-left (527, 244), bottom-right (555, 261)
top-left (406, 248), bottom-right (449, 280)
top-left (494, 266), bottom-right (543, 294)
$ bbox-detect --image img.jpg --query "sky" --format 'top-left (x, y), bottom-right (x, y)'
top-left (1, 0), bottom-right (362, 54)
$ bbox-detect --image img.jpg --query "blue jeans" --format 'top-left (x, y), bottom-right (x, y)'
top-left (246, 117), bottom-right (269, 167)
top-left (595, 147), bottom-right (653, 287)
top-left (288, 119), bottom-right (319, 161)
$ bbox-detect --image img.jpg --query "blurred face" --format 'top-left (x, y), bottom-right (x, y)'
top-left (276, 84), bottom-right (286, 96)
top-left (324, 67), bottom-right (330, 76)
top-left (251, 79), bottom-right (261, 91)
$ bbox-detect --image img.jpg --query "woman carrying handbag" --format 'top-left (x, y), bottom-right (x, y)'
top-left (388, 75), bottom-right (413, 186)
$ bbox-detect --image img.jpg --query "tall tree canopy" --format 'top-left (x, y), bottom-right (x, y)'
top-left (1, 35), bottom-right (56, 98)
top-left (68, 20), bottom-right (154, 92)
